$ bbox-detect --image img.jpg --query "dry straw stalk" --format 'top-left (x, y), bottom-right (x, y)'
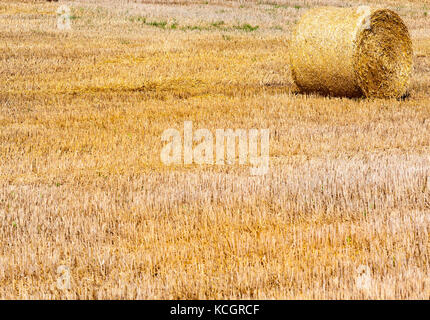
top-left (289, 6), bottom-right (413, 99)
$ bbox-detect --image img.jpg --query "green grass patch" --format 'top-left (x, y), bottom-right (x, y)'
top-left (233, 24), bottom-right (259, 32)
top-left (129, 16), bottom-right (169, 29)
top-left (181, 25), bottom-right (210, 31)
top-left (259, 1), bottom-right (304, 9)
top-left (146, 20), bottom-right (168, 28)
top-left (211, 21), bottom-right (225, 28)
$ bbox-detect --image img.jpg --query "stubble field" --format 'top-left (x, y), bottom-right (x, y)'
top-left (0, 0), bottom-right (430, 299)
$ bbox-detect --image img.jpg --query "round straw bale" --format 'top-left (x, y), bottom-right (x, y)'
top-left (289, 6), bottom-right (413, 98)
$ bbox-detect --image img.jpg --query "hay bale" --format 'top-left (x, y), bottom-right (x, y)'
top-left (289, 6), bottom-right (413, 98)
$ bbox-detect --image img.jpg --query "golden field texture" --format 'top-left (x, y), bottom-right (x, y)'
top-left (1, 0), bottom-right (430, 299)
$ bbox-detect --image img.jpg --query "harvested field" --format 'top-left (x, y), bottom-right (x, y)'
top-left (0, 0), bottom-right (430, 299)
